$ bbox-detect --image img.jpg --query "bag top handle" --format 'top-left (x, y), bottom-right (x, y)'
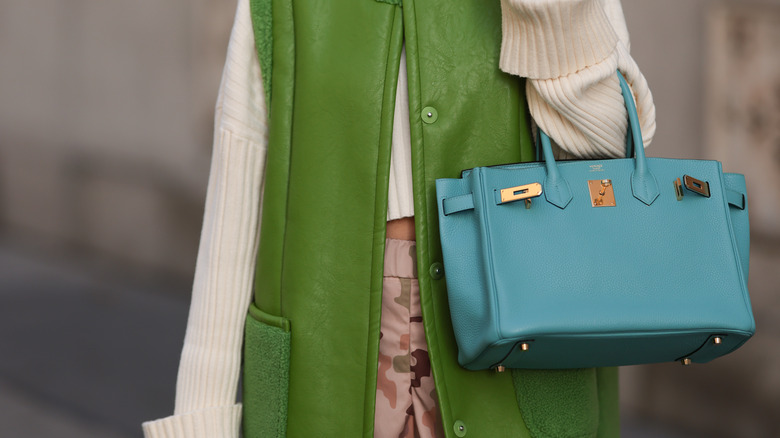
top-left (537, 71), bottom-right (659, 207)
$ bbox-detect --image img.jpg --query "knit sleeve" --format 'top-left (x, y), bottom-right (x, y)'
top-left (499, 0), bottom-right (656, 158)
top-left (142, 0), bottom-right (268, 437)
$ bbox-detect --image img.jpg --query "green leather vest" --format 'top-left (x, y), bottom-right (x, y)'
top-left (243, 0), bottom-right (619, 437)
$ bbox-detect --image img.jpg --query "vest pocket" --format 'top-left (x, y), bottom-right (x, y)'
top-left (242, 302), bottom-right (291, 438)
top-left (511, 368), bottom-right (601, 438)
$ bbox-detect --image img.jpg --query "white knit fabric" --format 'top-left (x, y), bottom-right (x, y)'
top-left (143, 1), bottom-right (656, 436)
top-left (142, 0), bottom-right (264, 435)
top-left (143, 405), bottom-right (242, 438)
top-left (499, 0), bottom-right (619, 79)
top-left (500, 0), bottom-right (655, 158)
top-left (387, 47), bottom-right (415, 220)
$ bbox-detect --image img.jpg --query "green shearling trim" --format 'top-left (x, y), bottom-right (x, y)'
top-left (242, 309), bottom-right (291, 438)
top-left (512, 368), bottom-right (600, 438)
top-left (595, 367), bottom-right (620, 437)
top-left (250, 0), bottom-right (273, 105)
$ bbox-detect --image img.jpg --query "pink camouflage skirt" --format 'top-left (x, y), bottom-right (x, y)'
top-left (375, 238), bottom-right (444, 438)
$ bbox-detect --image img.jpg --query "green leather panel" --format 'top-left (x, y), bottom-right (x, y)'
top-left (255, 0), bottom-right (401, 435)
top-left (361, 9), bottom-right (405, 436)
top-left (254, 0), bottom-right (295, 317)
top-left (404, 0), bottom-right (531, 436)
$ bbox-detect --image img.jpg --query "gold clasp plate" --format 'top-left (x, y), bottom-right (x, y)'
top-left (674, 178), bottom-right (684, 201)
top-left (588, 179), bottom-right (616, 207)
top-left (499, 182), bottom-right (543, 204)
top-left (683, 175), bottom-right (710, 198)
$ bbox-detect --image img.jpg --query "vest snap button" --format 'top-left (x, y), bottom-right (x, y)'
top-left (453, 420), bottom-right (467, 436)
top-left (421, 106), bottom-right (438, 124)
top-left (429, 262), bottom-right (444, 280)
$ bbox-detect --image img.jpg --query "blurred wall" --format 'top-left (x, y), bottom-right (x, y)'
top-left (621, 1), bottom-right (780, 437)
top-left (0, 0), bottom-right (236, 275)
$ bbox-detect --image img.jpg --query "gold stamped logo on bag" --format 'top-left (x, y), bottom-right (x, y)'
top-left (588, 179), bottom-right (616, 207)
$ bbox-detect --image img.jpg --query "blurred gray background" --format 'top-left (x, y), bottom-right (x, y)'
top-left (1, 0), bottom-right (778, 437)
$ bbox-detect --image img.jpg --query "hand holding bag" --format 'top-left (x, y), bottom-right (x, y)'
top-left (435, 72), bottom-right (755, 371)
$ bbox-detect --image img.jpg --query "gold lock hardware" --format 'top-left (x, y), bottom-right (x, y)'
top-left (683, 175), bottom-right (710, 198)
top-left (499, 182), bottom-right (543, 204)
top-left (588, 179), bottom-right (616, 207)
top-left (674, 178), bottom-right (684, 201)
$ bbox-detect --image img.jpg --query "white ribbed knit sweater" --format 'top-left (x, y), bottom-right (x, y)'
top-left (143, 0), bottom-right (655, 436)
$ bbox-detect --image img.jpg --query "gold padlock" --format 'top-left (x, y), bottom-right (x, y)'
top-left (588, 179), bottom-right (615, 207)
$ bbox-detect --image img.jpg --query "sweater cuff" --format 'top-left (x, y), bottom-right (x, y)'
top-left (499, 0), bottom-right (619, 79)
top-left (142, 404), bottom-right (242, 438)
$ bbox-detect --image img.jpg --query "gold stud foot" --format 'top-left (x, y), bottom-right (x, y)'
top-left (681, 358), bottom-right (692, 366)
top-left (495, 365), bottom-right (506, 373)
top-left (520, 343), bottom-right (530, 351)
top-left (713, 336), bottom-right (723, 345)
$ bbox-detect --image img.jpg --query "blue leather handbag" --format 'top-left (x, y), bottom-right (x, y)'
top-left (435, 72), bottom-right (755, 371)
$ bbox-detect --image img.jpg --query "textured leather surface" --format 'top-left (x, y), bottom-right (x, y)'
top-left (436, 73), bottom-right (755, 370)
top-left (539, 133), bottom-right (574, 209)
top-left (617, 73), bottom-right (660, 206)
top-left (724, 172), bottom-right (750, 280)
top-left (253, 1), bottom-right (402, 436)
